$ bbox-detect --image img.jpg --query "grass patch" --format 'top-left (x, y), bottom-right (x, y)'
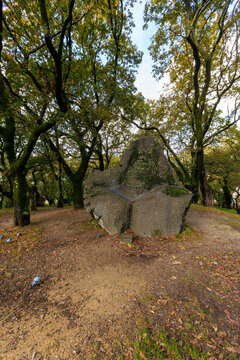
top-left (0, 207), bottom-right (13, 215)
top-left (0, 205), bottom-right (73, 216)
top-left (191, 204), bottom-right (239, 217)
top-left (215, 207), bottom-right (238, 215)
top-left (223, 221), bottom-right (240, 232)
top-left (131, 327), bottom-right (210, 360)
top-left (154, 229), bottom-right (162, 236)
top-left (128, 327), bottom-right (239, 360)
top-left (176, 224), bottom-right (192, 239)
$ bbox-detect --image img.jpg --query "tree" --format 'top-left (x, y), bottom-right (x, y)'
top-left (1, 0), bottom-right (88, 223)
top-left (1, 0), bottom-right (141, 220)
top-left (40, 0), bottom-right (142, 208)
top-left (204, 128), bottom-right (240, 208)
top-left (0, 1), bottom-right (60, 225)
top-left (92, 118), bottom-right (134, 170)
top-left (144, 0), bottom-right (240, 205)
top-left (26, 149), bottom-right (65, 208)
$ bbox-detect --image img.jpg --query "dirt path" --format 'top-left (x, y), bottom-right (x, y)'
top-left (187, 209), bottom-right (240, 253)
top-left (0, 206), bottom-right (239, 360)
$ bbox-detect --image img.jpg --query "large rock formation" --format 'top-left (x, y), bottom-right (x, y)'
top-left (84, 136), bottom-right (192, 237)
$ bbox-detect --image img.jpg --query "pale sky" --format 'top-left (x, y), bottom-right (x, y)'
top-left (131, 1), bottom-right (237, 117)
top-left (131, 1), bottom-right (163, 100)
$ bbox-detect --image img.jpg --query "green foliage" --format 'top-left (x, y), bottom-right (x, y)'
top-left (205, 130), bottom-right (240, 208)
top-left (143, 0), bottom-right (240, 204)
top-left (2, 197), bottom-right (13, 209)
top-left (1, 0), bottom-right (143, 218)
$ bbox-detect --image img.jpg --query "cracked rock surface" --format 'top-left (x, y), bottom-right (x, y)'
top-left (84, 136), bottom-right (192, 236)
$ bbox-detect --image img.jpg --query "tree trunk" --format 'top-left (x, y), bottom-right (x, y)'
top-left (192, 146), bottom-right (214, 206)
top-left (72, 178), bottom-right (84, 209)
top-left (57, 198), bottom-right (64, 207)
top-left (222, 177), bottom-right (232, 209)
top-left (40, 173), bottom-right (53, 205)
top-left (57, 178), bottom-right (64, 207)
top-left (190, 149), bottom-right (200, 203)
top-left (65, 189), bottom-right (71, 205)
top-left (98, 151), bottom-right (104, 171)
top-left (57, 197), bottom-right (64, 207)
top-left (12, 172), bottom-right (30, 226)
top-left (57, 163), bottom-right (64, 208)
top-left (202, 178), bottom-right (215, 207)
top-left (30, 186), bottom-right (38, 210)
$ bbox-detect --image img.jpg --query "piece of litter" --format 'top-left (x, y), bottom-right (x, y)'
top-left (120, 234), bottom-right (133, 244)
top-left (30, 274), bottom-right (41, 289)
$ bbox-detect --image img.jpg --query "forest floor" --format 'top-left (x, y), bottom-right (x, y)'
top-left (0, 205), bottom-right (239, 360)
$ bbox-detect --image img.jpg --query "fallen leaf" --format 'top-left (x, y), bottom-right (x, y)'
top-left (228, 318), bottom-right (240, 326)
top-left (139, 351), bottom-right (147, 360)
top-left (224, 309), bottom-right (231, 317)
top-left (218, 331), bottom-right (227, 338)
top-left (227, 346), bottom-right (240, 353)
top-left (158, 299), bottom-right (168, 305)
top-left (212, 324), bottom-right (218, 332)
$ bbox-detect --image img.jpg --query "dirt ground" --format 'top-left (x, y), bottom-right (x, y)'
top-left (0, 205), bottom-right (239, 360)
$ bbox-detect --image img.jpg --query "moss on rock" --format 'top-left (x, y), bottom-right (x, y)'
top-left (165, 186), bottom-right (189, 197)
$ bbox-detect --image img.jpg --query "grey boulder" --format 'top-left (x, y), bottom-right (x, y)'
top-left (131, 185), bottom-right (192, 237)
top-left (84, 136), bottom-right (192, 237)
